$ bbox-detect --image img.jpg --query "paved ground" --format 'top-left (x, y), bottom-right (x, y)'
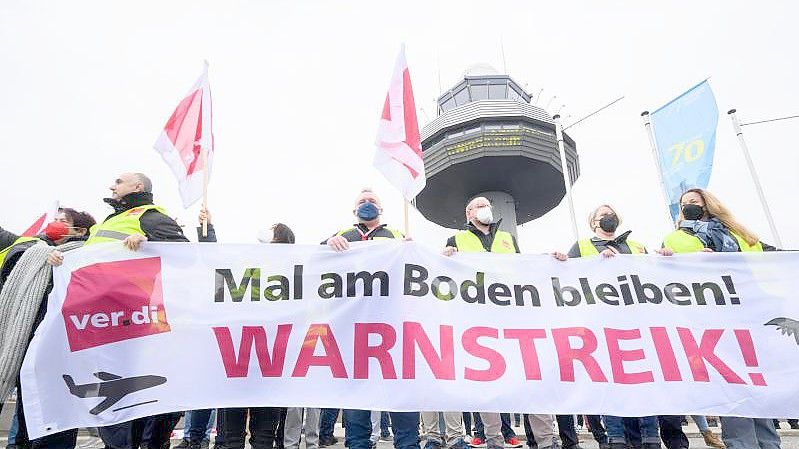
top-left (3, 404), bottom-right (799, 449)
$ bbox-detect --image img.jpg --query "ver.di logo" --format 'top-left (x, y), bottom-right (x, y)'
top-left (61, 257), bottom-right (170, 351)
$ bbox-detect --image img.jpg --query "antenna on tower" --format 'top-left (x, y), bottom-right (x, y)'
top-left (545, 95), bottom-right (557, 111)
top-left (436, 51), bottom-right (443, 92)
top-left (500, 35), bottom-right (508, 74)
top-left (419, 107), bottom-right (431, 122)
top-left (534, 89), bottom-right (544, 106)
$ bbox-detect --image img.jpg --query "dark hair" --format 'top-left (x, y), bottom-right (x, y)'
top-left (272, 223), bottom-right (295, 244)
top-left (60, 208), bottom-right (97, 231)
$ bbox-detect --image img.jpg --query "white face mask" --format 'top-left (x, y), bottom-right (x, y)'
top-left (475, 206), bottom-right (493, 225)
top-left (257, 229), bottom-right (274, 243)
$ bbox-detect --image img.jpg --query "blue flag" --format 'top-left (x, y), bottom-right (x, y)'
top-left (650, 80), bottom-right (718, 220)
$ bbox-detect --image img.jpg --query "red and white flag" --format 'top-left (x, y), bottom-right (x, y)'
top-left (21, 201), bottom-right (60, 237)
top-left (154, 62), bottom-right (214, 208)
top-left (373, 45), bottom-right (426, 201)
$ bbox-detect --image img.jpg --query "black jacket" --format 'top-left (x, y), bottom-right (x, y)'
top-left (102, 192), bottom-right (188, 243)
top-left (196, 224), bottom-right (217, 243)
top-left (321, 223), bottom-right (402, 244)
top-left (0, 225), bottom-right (20, 253)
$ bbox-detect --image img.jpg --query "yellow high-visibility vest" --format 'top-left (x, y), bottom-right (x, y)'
top-left (454, 230), bottom-right (515, 253)
top-left (85, 205), bottom-right (167, 246)
top-left (577, 238), bottom-right (646, 256)
top-left (0, 236), bottom-right (38, 269)
top-left (662, 229), bottom-right (762, 253)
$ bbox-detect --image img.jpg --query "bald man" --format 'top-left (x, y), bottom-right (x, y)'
top-left (443, 197), bottom-right (555, 449)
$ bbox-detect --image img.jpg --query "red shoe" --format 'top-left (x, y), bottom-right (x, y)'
top-left (469, 437), bottom-right (486, 448)
top-left (505, 437), bottom-right (523, 448)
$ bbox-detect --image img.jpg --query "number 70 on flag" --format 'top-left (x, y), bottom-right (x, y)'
top-left (668, 139), bottom-right (705, 167)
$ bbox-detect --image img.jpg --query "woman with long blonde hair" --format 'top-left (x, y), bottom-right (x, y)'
top-left (661, 189), bottom-right (780, 449)
top-left (662, 188), bottom-right (775, 253)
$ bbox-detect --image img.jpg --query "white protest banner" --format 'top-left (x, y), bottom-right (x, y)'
top-left (21, 241), bottom-right (799, 438)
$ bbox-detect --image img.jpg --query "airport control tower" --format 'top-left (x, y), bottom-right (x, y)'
top-left (416, 65), bottom-right (579, 236)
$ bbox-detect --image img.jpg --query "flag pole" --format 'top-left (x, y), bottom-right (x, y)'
top-left (553, 114), bottom-right (579, 242)
top-left (201, 145), bottom-right (209, 237)
top-left (641, 111), bottom-right (677, 229)
top-left (403, 201), bottom-right (410, 237)
top-left (727, 109), bottom-right (782, 247)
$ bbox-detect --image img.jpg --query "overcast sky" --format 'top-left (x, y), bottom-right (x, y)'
top-left (1, 1), bottom-right (797, 252)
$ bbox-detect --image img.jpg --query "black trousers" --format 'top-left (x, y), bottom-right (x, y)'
top-left (522, 415), bottom-right (537, 449)
top-left (98, 414), bottom-right (181, 449)
top-left (658, 416), bottom-right (689, 449)
top-left (624, 417), bottom-right (642, 448)
top-left (217, 407), bottom-right (282, 449)
top-left (276, 408), bottom-right (287, 449)
top-left (554, 415), bottom-right (579, 449)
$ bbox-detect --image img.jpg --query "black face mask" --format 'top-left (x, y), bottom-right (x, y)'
top-left (598, 214), bottom-right (619, 233)
top-left (682, 204), bottom-right (704, 220)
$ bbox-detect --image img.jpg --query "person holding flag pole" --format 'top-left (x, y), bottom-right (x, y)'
top-left (321, 45), bottom-right (423, 449)
top-left (153, 61), bottom-right (214, 236)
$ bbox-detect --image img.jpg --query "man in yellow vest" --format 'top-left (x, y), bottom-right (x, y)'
top-left (323, 188), bottom-right (419, 449)
top-left (442, 196), bottom-right (517, 256)
top-left (49, 172), bottom-right (188, 449)
top-left (442, 197), bottom-right (554, 449)
top-left (324, 187), bottom-right (404, 250)
top-left (49, 173), bottom-right (188, 266)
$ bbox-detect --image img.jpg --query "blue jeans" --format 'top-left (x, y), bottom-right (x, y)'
top-left (320, 409), bottom-right (339, 440)
top-left (344, 410), bottom-right (420, 449)
top-left (8, 410), bottom-right (19, 444)
top-left (463, 413), bottom-right (473, 436)
top-left (500, 414), bottom-right (516, 440)
top-left (692, 415), bottom-right (709, 433)
top-left (720, 417), bottom-right (780, 449)
top-left (186, 409), bottom-right (216, 444)
top-left (605, 416), bottom-right (659, 445)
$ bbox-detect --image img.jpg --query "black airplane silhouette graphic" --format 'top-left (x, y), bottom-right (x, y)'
top-left (63, 372), bottom-right (167, 415)
top-left (765, 317), bottom-right (799, 345)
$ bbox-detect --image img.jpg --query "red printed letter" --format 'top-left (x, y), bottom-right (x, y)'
top-left (649, 327), bottom-right (682, 381)
top-left (353, 323), bottom-right (398, 379)
top-left (213, 325), bottom-right (292, 378)
top-left (463, 326), bottom-right (506, 381)
top-left (605, 328), bottom-right (653, 384)
top-left (552, 327), bottom-right (607, 382)
top-left (292, 324), bottom-right (348, 378)
top-left (504, 329), bottom-right (547, 380)
top-left (402, 322), bottom-right (455, 380)
top-left (677, 328), bottom-right (745, 384)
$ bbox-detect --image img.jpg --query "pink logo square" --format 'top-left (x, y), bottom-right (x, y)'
top-left (62, 257), bottom-right (170, 351)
